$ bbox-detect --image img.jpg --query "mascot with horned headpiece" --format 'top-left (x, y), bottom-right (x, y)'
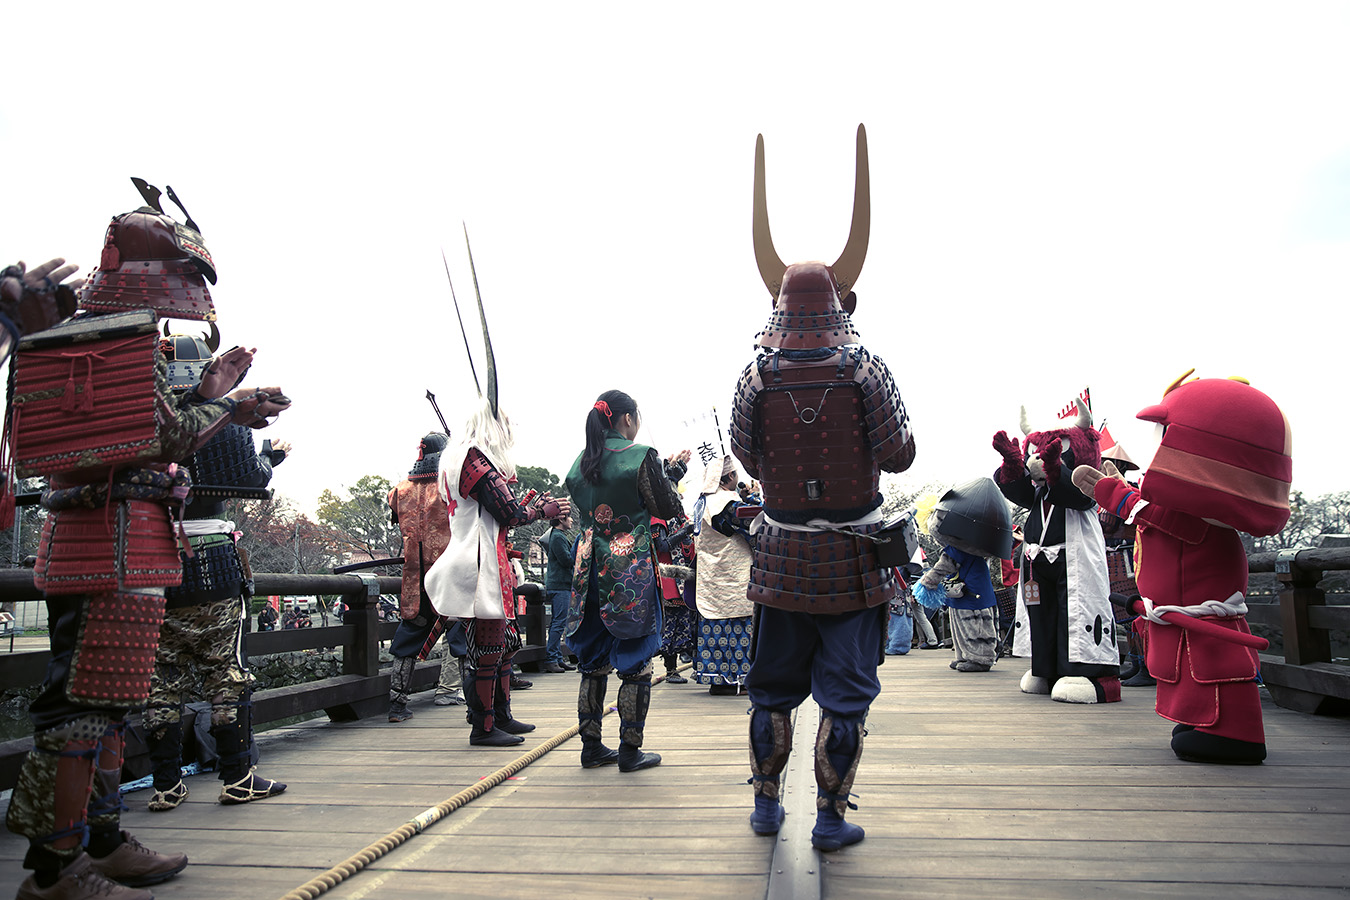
top-left (993, 399), bottom-right (1121, 703)
top-left (5, 178), bottom-right (289, 899)
top-left (424, 229), bottom-right (571, 748)
top-left (730, 124), bottom-right (916, 852)
top-left (1073, 372), bottom-right (1291, 764)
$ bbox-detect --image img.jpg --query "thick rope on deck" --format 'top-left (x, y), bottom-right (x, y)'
top-left (274, 663), bottom-right (692, 900)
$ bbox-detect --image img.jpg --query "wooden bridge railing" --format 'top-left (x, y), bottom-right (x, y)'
top-left (0, 569), bottom-right (547, 791)
top-left (1247, 546), bottom-right (1350, 715)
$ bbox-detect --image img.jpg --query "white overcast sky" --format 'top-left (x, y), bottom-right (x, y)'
top-left (4, 2), bottom-right (1347, 515)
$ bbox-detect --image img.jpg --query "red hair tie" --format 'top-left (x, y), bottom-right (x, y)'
top-left (594, 400), bottom-right (612, 421)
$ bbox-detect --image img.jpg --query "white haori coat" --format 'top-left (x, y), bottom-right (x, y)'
top-left (425, 444), bottom-right (509, 621)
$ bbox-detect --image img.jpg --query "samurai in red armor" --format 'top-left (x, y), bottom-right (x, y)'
top-left (424, 233), bottom-right (570, 748)
top-left (1073, 371), bottom-right (1292, 764)
top-left (731, 126), bottom-right (916, 852)
top-left (386, 431), bottom-right (464, 722)
top-left (4, 180), bottom-right (289, 900)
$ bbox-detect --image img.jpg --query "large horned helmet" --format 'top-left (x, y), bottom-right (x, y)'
top-left (78, 177), bottom-right (218, 321)
top-left (752, 124), bottom-right (870, 350)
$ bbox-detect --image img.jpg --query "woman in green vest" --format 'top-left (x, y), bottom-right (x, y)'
top-left (565, 390), bottom-right (684, 772)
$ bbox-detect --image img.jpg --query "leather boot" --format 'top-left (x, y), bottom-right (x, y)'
top-left (578, 671), bottom-right (618, 767)
top-left (465, 668), bottom-right (521, 746)
top-left (493, 702), bottom-right (535, 735)
top-left (748, 706), bottom-right (791, 835)
top-left (88, 831), bottom-right (188, 887)
top-left (617, 673), bottom-right (660, 772)
top-left (494, 666), bottom-right (535, 734)
top-left (810, 713), bottom-right (865, 852)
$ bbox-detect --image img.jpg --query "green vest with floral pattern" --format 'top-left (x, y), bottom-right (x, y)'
top-left (564, 433), bottom-right (658, 640)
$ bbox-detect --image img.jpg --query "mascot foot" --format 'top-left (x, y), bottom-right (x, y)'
top-left (1050, 676), bottom-right (1122, 704)
top-left (1020, 671), bottom-right (1051, 695)
top-left (955, 661), bottom-right (991, 672)
top-left (1172, 723), bottom-right (1196, 736)
top-left (1172, 729), bottom-right (1266, 765)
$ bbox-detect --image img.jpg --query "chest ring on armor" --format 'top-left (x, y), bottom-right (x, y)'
top-left (786, 388), bottom-right (832, 425)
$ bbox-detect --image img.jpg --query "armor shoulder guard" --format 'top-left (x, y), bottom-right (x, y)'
top-left (729, 354), bottom-right (768, 477)
top-left (855, 349), bottom-right (915, 473)
top-left (459, 447), bottom-right (495, 498)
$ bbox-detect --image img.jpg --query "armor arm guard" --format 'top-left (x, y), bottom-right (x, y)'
top-left (857, 352), bottom-right (915, 474)
top-left (155, 353), bottom-right (235, 461)
top-left (662, 458), bottom-right (687, 485)
top-left (464, 449), bottom-right (535, 527)
top-left (637, 449), bottom-right (684, 521)
top-left (730, 361), bottom-right (762, 479)
top-left (709, 499), bottom-right (747, 539)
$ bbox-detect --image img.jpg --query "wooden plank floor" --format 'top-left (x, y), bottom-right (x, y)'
top-left (3, 651), bottom-right (1348, 899)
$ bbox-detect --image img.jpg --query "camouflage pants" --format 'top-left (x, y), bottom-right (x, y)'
top-left (144, 595), bottom-right (252, 732)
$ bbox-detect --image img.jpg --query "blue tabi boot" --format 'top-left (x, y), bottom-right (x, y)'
top-left (748, 706), bottom-right (792, 835)
top-left (809, 712), bottom-right (866, 852)
top-left (812, 801), bottom-right (865, 851)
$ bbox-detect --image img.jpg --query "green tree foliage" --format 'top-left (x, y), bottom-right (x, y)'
top-left (317, 474), bottom-right (402, 562)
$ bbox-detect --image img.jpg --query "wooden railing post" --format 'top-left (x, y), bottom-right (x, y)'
top-left (1275, 548), bottom-right (1330, 666)
top-left (344, 574), bottom-right (382, 678)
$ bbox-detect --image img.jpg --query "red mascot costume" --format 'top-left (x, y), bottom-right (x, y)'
top-left (1073, 370), bottom-right (1292, 764)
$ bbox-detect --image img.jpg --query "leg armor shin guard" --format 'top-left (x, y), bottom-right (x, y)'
top-left (146, 721), bottom-right (184, 793)
top-left (616, 666), bottom-right (660, 772)
top-left (617, 669), bottom-right (653, 749)
top-left (815, 713), bottom-right (865, 817)
top-left (86, 719), bottom-right (127, 850)
top-left (578, 670), bottom-right (610, 741)
top-left (578, 669), bottom-right (618, 768)
top-left (389, 656), bottom-right (416, 706)
top-left (210, 691), bottom-right (254, 784)
top-left (8, 714), bottom-right (107, 868)
top-left (748, 706), bottom-right (793, 800)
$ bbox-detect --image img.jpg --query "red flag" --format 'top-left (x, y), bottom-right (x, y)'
top-left (1059, 387), bottom-right (1091, 420)
top-left (1099, 425), bottom-right (1116, 452)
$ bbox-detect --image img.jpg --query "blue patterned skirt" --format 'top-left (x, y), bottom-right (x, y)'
top-left (695, 615), bottom-right (753, 685)
top-left (660, 602), bottom-right (697, 656)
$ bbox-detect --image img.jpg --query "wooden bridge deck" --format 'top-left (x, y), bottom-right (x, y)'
top-left (3, 651), bottom-right (1348, 899)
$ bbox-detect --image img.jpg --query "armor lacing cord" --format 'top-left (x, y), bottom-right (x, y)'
top-left (271, 661), bottom-right (694, 900)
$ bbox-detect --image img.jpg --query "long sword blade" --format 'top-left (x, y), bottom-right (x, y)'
top-left (462, 223), bottom-right (498, 419)
top-left (442, 247), bottom-right (481, 396)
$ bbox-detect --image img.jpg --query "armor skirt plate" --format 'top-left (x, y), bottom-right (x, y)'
top-left (749, 521), bottom-right (897, 614)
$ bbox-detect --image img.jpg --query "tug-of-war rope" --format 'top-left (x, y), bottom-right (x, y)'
top-left (274, 663), bottom-right (694, 900)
